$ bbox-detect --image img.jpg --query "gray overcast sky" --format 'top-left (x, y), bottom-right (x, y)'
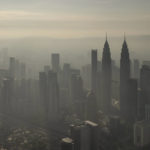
top-left (0, 0), bottom-right (149, 38)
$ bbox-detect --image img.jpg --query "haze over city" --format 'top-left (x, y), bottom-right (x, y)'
top-left (0, 0), bottom-right (149, 68)
top-left (0, 0), bottom-right (149, 150)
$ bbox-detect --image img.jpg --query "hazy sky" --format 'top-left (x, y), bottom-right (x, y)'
top-left (0, 0), bottom-right (149, 38)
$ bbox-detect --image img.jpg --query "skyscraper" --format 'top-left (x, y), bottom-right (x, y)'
top-left (69, 74), bottom-right (85, 118)
top-left (86, 91), bottom-right (98, 122)
top-left (47, 70), bottom-right (59, 119)
top-left (39, 70), bottom-right (59, 121)
top-left (134, 59), bottom-right (140, 79)
top-left (70, 121), bottom-right (99, 150)
top-left (51, 53), bottom-right (60, 73)
top-left (127, 79), bottom-right (138, 122)
top-left (9, 57), bottom-right (16, 78)
top-left (120, 37), bottom-right (130, 117)
top-left (138, 65), bottom-right (150, 120)
top-left (101, 37), bottom-right (112, 114)
top-left (61, 138), bottom-right (74, 150)
top-left (91, 50), bottom-right (97, 94)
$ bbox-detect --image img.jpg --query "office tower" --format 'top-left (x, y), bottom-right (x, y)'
top-left (70, 125), bottom-right (81, 150)
top-left (39, 70), bottom-right (59, 121)
top-left (70, 74), bottom-right (84, 103)
top-left (96, 61), bottom-right (102, 107)
top-left (101, 37), bottom-right (112, 114)
top-left (139, 65), bottom-right (150, 120)
top-left (127, 79), bottom-right (138, 122)
top-left (96, 70), bottom-right (102, 109)
top-left (130, 60), bottom-right (134, 78)
top-left (91, 50), bottom-right (97, 94)
top-left (81, 64), bottom-right (91, 89)
top-left (97, 61), bottom-right (102, 72)
top-left (9, 57), bottom-right (16, 78)
top-left (70, 74), bottom-right (85, 118)
top-left (70, 121), bottom-right (99, 150)
top-left (51, 53), bottom-right (60, 73)
top-left (120, 38), bottom-right (130, 117)
top-left (86, 91), bottom-right (98, 122)
top-left (63, 63), bottom-right (71, 88)
top-left (84, 121), bottom-right (99, 150)
top-left (47, 71), bottom-right (59, 118)
top-left (1, 78), bottom-right (14, 113)
top-left (39, 72), bottom-right (48, 113)
top-left (61, 138), bottom-right (74, 150)
top-left (140, 65), bottom-right (150, 103)
top-left (134, 59), bottom-right (140, 79)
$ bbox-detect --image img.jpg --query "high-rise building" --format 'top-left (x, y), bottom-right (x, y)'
top-left (138, 65), bottom-right (150, 120)
top-left (120, 38), bottom-right (130, 117)
top-left (96, 70), bottom-right (102, 110)
top-left (9, 57), bottom-right (16, 78)
top-left (70, 121), bottom-right (99, 150)
top-left (69, 74), bottom-right (85, 118)
top-left (39, 70), bottom-right (59, 121)
top-left (134, 59), bottom-right (140, 79)
top-left (81, 64), bottom-right (91, 89)
top-left (140, 65), bottom-right (150, 102)
top-left (70, 74), bottom-right (84, 103)
top-left (1, 78), bottom-right (14, 113)
top-left (39, 72), bottom-right (48, 113)
top-left (86, 91), bottom-right (98, 122)
top-left (101, 37), bottom-right (112, 114)
top-left (63, 63), bottom-right (71, 88)
top-left (51, 53), bottom-right (60, 73)
top-left (127, 79), bottom-right (138, 122)
top-left (91, 50), bottom-right (97, 94)
top-left (47, 70), bottom-right (59, 119)
top-left (61, 138), bottom-right (74, 150)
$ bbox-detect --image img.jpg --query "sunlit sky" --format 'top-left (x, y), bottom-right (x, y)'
top-left (0, 0), bottom-right (149, 38)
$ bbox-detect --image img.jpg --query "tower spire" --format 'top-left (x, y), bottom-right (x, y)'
top-left (106, 32), bottom-right (107, 41)
top-left (124, 32), bottom-right (126, 41)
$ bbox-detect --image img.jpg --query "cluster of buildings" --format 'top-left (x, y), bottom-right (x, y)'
top-left (61, 37), bottom-right (150, 150)
top-left (0, 37), bottom-right (150, 149)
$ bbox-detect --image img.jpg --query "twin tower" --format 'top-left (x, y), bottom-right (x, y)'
top-left (91, 36), bottom-right (130, 115)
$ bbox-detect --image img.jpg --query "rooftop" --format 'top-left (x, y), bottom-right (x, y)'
top-left (62, 137), bottom-right (73, 144)
top-left (84, 120), bottom-right (98, 127)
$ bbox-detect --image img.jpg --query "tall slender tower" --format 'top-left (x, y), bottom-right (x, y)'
top-left (91, 49), bottom-right (97, 94)
top-left (102, 36), bottom-right (112, 114)
top-left (51, 53), bottom-right (60, 73)
top-left (120, 36), bottom-right (130, 117)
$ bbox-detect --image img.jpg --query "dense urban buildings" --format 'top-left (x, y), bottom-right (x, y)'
top-left (0, 37), bottom-right (149, 150)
